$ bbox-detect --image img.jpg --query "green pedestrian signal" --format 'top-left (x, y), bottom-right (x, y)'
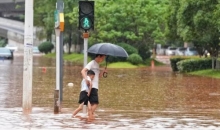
top-left (80, 17), bottom-right (91, 30)
top-left (78, 1), bottom-right (94, 31)
top-left (83, 18), bottom-right (89, 27)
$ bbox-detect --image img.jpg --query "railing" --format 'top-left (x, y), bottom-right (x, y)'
top-left (0, 17), bottom-right (24, 31)
top-left (0, 17), bottom-right (45, 47)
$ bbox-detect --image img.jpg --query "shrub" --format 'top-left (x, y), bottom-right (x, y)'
top-left (137, 43), bottom-right (151, 60)
top-left (177, 58), bottom-right (212, 72)
top-left (127, 53), bottom-right (143, 65)
top-left (170, 57), bottom-right (187, 71)
top-left (38, 41), bottom-right (54, 54)
top-left (106, 43), bottom-right (137, 63)
top-left (117, 43), bottom-right (138, 55)
top-left (106, 55), bottom-right (127, 63)
top-left (0, 38), bottom-right (6, 47)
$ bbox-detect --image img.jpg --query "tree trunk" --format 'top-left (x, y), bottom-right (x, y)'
top-left (212, 57), bottom-right (215, 70)
top-left (68, 32), bottom-right (72, 54)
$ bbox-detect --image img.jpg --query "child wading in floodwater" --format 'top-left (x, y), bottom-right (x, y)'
top-left (72, 70), bottom-right (95, 119)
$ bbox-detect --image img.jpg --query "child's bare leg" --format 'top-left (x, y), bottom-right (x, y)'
top-left (87, 101), bottom-right (93, 119)
top-left (91, 104), bottom-right (98, 117)
top-left (72, 102), bottom-right (84, 117)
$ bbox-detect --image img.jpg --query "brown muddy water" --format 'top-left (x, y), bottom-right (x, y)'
top-left (0, 56), bottom-right (220, 130)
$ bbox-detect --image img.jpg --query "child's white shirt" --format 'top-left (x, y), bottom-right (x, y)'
top-left (81, 76), bottom-right (91, 92)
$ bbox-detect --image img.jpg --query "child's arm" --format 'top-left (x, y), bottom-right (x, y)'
top-left (87, 81), bottom-right (92, 96)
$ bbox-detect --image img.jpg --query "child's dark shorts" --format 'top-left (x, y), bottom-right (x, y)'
top-left (89, 88), bottom-right (99, 104)
top-left (78, 91), bottom-right (89, 105)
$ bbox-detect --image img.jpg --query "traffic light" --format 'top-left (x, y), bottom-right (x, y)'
top-left (79, 1), bottom-right (94, 31)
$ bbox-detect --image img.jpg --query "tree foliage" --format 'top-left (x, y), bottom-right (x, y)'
top-left (34, 0), bottom-right (79, 54)
top-left (166, 0), bottom-right (220, 57)
top-left (67, 0), bottom-right (168, 58)
top-left (33, 0), bottom-right (220, 60)
top-left (34, 0), bottom-right (55, 41)
top-left (33, 0), bottom-right (169, 56)
top-left (165, 0), bottom-right (184, 46)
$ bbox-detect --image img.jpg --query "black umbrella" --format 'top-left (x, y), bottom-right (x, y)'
top-left (87, 43), bottom-right (129, 57)
top-left (87, 43), bottom-right (129, 77)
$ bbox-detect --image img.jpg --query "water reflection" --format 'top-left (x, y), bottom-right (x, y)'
top-left (0, 56), bottom-right (220, 129)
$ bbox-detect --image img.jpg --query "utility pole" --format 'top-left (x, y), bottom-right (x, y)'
top-left (54, 0), bottom-right (64, 114)
top-left (83, 32), bottom-right (89, 66)
top-left (23, 0), bottom-right (33, 113)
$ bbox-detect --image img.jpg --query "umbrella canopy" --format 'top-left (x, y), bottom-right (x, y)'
top-left (87, 43), bottom-right (129, 57)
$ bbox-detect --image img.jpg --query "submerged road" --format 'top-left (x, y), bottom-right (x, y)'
top-left (0, 55), bottom-right (220, 130)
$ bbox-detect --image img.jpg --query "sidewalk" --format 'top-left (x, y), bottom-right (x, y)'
top-left (0, 107), bottom-right (150, 130)
top-left (0, 107), bottom-right (219, 130)
top-left (155, 55), bottom-right (170, 64)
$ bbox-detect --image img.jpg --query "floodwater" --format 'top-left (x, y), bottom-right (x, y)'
top-left (0, 55), bottom-right (220, 130)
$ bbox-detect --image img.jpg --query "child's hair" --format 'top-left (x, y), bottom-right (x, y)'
top-left (87, 70), bottom-right (95, 76)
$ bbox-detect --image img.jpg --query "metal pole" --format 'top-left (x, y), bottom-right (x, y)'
top-left (59, 31), bottom-right (63, 111)
top-left (83, 32), bottom-right (89, 67)
top-left (83, 32), bottom-right (89, 114)
top-left (23, 0), bottom-right (33, 113)
top-left (55, 29), bottom-right (60, 90)
top-left (54, 29), bottom-right (60, 114)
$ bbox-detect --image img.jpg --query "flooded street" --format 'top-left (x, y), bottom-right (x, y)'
top-left (0, 55), bottom-right (220, 129)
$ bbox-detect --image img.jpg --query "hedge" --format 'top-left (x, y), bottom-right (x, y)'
top-left (177, 58), bottom-right (212, 72)
top-left (170, 57), bottom-right (189, 71)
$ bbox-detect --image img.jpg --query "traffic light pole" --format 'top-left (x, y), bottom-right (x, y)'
top-left (79, 1), bottom-right (94, 115)
top-left (83, 32), bottom-right (89, 67)
top-left (83, 32), bottom-right (89, 114)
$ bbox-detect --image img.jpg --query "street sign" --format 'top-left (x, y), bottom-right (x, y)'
top-left (59, 13), bottom-right (64, 31)
top-left (54, 10), bottom-right (59, 28)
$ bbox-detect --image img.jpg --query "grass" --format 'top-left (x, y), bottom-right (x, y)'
top-left (45, 53), bottom-right (165, 68)
top-left (45, 53), bottom-right (55, 58)
top-left (45, 53), bottom-right (91, 65)
top-left (46, 53), bottom-right (87, 61)
top-left (107, 62), bottom-right (138, 68)
top-left (189, 69), bottom-right (220, 79)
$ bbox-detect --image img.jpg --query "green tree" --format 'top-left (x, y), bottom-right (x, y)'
top-left (167, 0), bottom-right (220, 57)
top-left (34, 0), bottom-right (79, 54)
top-left (165, 0), bottom-right (184, 46)
top-left (67, 0), bottom-right (168, 59)
top-left (63, 0), bottom-right (79, 54)
top-left (36, 0), bottom-right (169, 57)
top-left (92, 0), bottom-right (167, 44)
top-left (34, 0), bottom-right (55, 41)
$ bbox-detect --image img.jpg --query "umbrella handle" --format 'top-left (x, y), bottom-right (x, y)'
top-left (102, 56), bottom-right (108, 78)
top-left (103, 72), bottom-right (107, 78)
